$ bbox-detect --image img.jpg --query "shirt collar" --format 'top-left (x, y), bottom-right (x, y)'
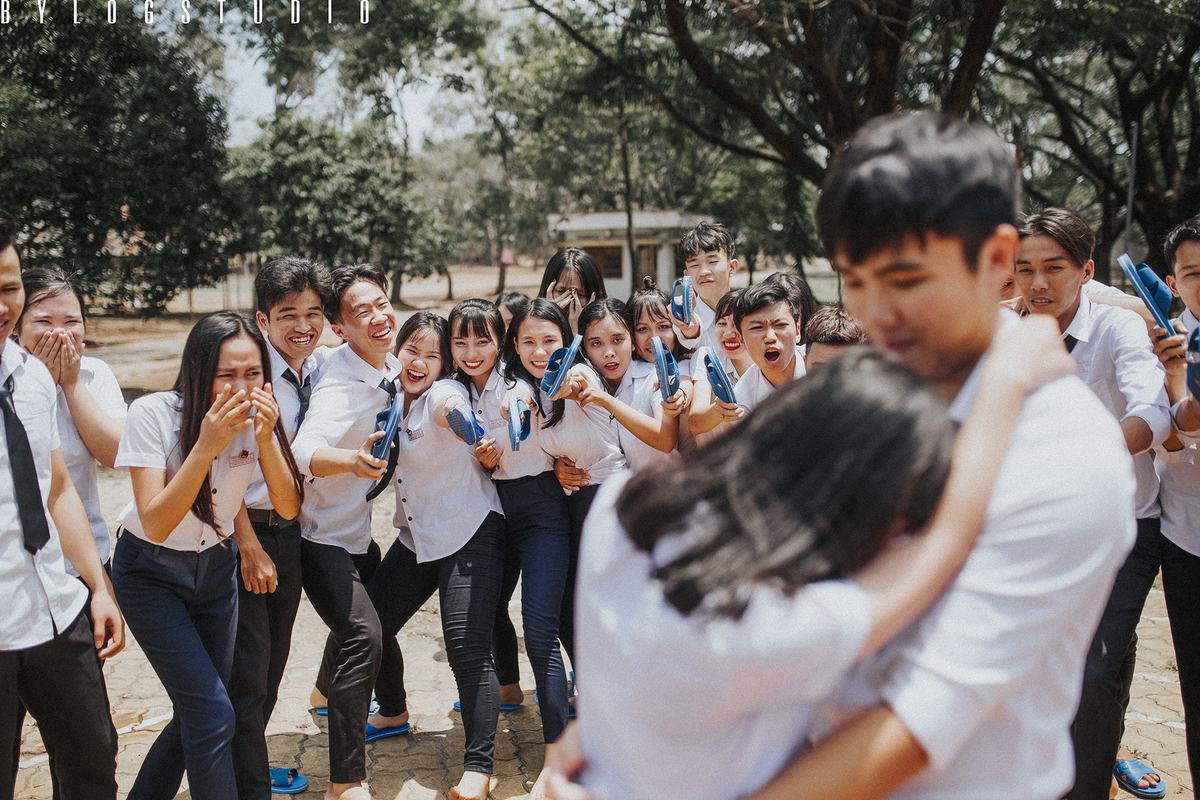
top-left (1180, 307), bottom-right (1200, 334)
top-left (1061, 294), bottom-right (1094, 344)
top-left (265, 336), bottom-right (316, 384)
top-left (343, 344), bottom-right (400, 384)
top-left (1, 339), bottom-right (28, 386)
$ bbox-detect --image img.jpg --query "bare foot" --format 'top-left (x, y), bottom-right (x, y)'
top-left (310, 687), bottom-right (327, 711)
top-left (500, 683), bottom-right (525, 707)
top-left (326, 781), bottom-right (371, 800)
top-left (367, 710), bottom-right (409, 730)
top-left (1116, 746), bottom-right (1161, 790)
top-left (449, 770), bottom-right (493, 800)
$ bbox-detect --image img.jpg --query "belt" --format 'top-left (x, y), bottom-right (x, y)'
top-left (246, 508), bottom-right (289, 527)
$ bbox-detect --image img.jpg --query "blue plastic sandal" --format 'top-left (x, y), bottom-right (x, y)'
top-left (453, 699), bottom-right (521, 713)
top-left (364, 721), bottom-right (411, 742)
top-left (508, 395), bottom-right (531, 451)
top-left (269, 767), bottom-right (308, 795)
top-left (704, 352), bottom-right (737, 405)
top-left (1118, 254), bottom-right (1173, 331)
top-left (651, 336), bottom-right (681, 401)
top-left (540, 334), bottom-right (583, 398)
top-left (372, 392), bottom-right (404, 460)
top-left (670, 276), bottom-right (694, 325)
top-left (447, 404), bottom-right (486, 446)
top-left (1113, 758), bottom-right (1165, 799)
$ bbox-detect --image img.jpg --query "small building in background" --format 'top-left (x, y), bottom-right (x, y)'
top-left (547, 210), bottom-right (709, 299)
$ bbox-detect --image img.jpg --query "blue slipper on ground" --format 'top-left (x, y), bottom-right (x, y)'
top-left (533, 691), bottom-right (576, 720)
top-left (314, 698), bottom-right (379, 717)
top-left (453, 700), bottom-right (521, 713)
top-left (365, 721), bottom-right (411, 742)
top-left (269, 767), bottom-right (308, 795)
top-left (1113, 759), bottom-right (1165, 799)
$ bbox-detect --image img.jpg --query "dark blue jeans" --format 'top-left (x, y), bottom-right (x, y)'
top-left (496, 471), bottom-right (573, 742)
top-left (557, 483), bottom-right (599, 674)
top-left (370, 512), bottom-right (507, 773)
top-left (111, 534), bottom-right (240, 800)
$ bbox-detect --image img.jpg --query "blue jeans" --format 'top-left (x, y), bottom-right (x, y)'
top-left (112, 534), bottom-right (240, 800)
top-left (495, 472), bottom-right (573, 742)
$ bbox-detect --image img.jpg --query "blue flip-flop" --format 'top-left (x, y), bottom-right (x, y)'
top-left (452, 700), bottom-right (521, 713)
top-left (508, 395), bottom-right (531, 451)
top-left (670, 276), bottom-right (694, 324)
top-left (540, 334), bottom-right (583, 398)
top-left (372, 392), bottom-right (404, 460)
top-left (1113, 758), bottom-right (1165, 799)
top-left (533, 690), bottom-right (576, 720)
top-left (269, 767), bottom-right (308, 794)
top-left (447, 405), bottom-right (486, 445)
top-left (704, 352), bottom-right (737, 405)
top-left (315, 697), bottom-right (379, 717)
top-left (651, 336), bottom-right (681, 401)
top-left (365, 721), bottom-right (411, 742)
top-left (1118, 254), bottom-right (1173, 331)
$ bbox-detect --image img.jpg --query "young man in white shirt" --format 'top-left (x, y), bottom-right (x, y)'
top-left (732, 281), bottom-right (807, 414)
top-left (1015, 207), bottom-right (1171, 800)
top-left (229, 256), bottom-right (332, 799)
top-left (0, 218), bottom-right (125, 800)
top-left (676, 222), bottom-right (738, 373)
top-left (290, 264), bottom-right (400, 800)
top-left (1146, 217), bottom-right (1200, 795)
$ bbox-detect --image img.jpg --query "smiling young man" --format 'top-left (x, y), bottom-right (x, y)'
top-left (677, 222), bottom-right (739, 368)
top-left (289, 264), bottom-right (401, 800)
top-left (731, 282), bottom-right (806, 414)
top-left (229, 256), bottom-right (332, 799)
top-left (1016, 208), bottom-right (1172, 800)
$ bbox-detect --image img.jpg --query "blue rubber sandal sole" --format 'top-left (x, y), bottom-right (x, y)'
top-left (365, 721), bottom-right (411, 742)
top-left (1113, 759), bottom-right (1165, 799)
top-left (269, 767), bottom-right (308, 794)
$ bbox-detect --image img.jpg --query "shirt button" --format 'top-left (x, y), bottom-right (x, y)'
top-left (211, 488), bottom-right (217, 495)
top-left (402, 498), bottom-right (407, 503)
top-left (408, 516), bottom-right (413, 521)
top-left (397, 479), bottom-right (402, 484)
top-left (200, 540), bottom-right (206, 546)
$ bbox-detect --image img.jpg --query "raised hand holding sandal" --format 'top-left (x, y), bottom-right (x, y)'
top-left (447, 404), bottom-right (486, 446)
top-left (1118, 254), bottom-right (1173, 330)
top-left (704, 352), bottom-right (736, 405)
top-left (651, 336), bottom-right (681, 401)
top-left (541, 334), bottom-right (583, 398)
top-left (670, 276), bottom-right (694, 324)
top-left (508, 395), bottom-right (531, 451)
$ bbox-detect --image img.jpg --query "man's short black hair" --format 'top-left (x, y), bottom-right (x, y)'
top-left (805, 304), bottom-right (868, 346)
top-left (256, 257), bottom-right (333, 317)
top-left (734, 281), bottom-right (796, 332)
top-left (0, 212), bottom-right (19, 260)
top-left (679, 222), bottom-right (736, 264)
top-left (326, 264), bottom-right (389, 324)
top-left (817, 111), bottom-right (1018, 272)
top-left (1165, 218), bottom-right (1200, 271)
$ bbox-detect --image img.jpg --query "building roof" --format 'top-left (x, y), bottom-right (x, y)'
top-left (547, 210), bottom-right (710, 238)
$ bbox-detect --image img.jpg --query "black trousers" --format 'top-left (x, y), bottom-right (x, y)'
top-left (1, 608), bottom-right (117, 800)
top-left (1161, 536), bottom-right (1200, 788)
top-left (301, 538), bottom-right (382, 785)
top-left (229, 519), bottom-right (304, 800)
top-left (490, 532), bottom-right (522, 687)
top-left (557, 484), bottom-right (599, 668)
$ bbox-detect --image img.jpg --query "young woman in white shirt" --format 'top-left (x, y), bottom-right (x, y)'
top-left (547, 321), bottom-right (1075, 800)
top-left (628, 279), bottom-right (696, 452)
top-left (502, 298), bottom-right (626, 667)
top-left (689, 289), bottom-right (753, 439)
top-left (362, 312), bottom-right (508, 800)
top-left (576, 298), bottom-right (687, 473)
top-left (449, 299), bottom-right (574, 797)
top-left (112, 311), bottom-right (303, 800)
top-left (15, 266), bottom-right (126, 572)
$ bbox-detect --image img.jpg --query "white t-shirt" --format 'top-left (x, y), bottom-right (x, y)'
top-left (0, 340), bottom-right (89, 651)
top-left (539, 364), bottom-right (627, 486)
top-left (391, 380), bottom-right (503, 563)
top-left (817, 325), bottom-right (1136, 800)
top-left (470, 367), bottom-right (552, 481)
top-left (1155, 307), bottom-right (1200, 556)
top-left (732, 346), bottom-right (807, 416)
top-left (57, 356), bottom-right (127, 568)
top-left (613, 360), bottom-right (677, 474)
top-left (576, 475), bottom-right (872, 800)
top-left (116, 391), bottom-right (259, 552)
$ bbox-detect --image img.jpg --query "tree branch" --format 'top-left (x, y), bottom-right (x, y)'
top-left (862, 0), bottom-right (912, 118)
top-left (942, 0), bottom-right (1005, 117)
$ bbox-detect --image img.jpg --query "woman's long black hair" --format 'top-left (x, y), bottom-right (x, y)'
top-left (617, 348), bottom-right (954, 620)
top-left (502, 298), bottom-right (579, 429)
top-left (577, 297), bottom-right (634, 394)
top-left (628, 276), bottom-right (695, 362)
top-left (447, 299), bottom-right (505, 391)
top-left (537, 247), bottom-right (608, 302)
top-left (174, 311), bottom-right (304, 537)
top-left (393, 311), bottom-right (452, 381)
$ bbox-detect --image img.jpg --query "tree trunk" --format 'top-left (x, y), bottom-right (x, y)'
top-left (619, 98), bottom-right (638, 289)
top-left (442, 260), bottom-right (455, 301)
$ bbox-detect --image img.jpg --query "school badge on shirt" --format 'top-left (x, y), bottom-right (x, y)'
top-left (406, 427), bottom-right (424, 441)
top-left (230, 449), bottom-right (256, 468)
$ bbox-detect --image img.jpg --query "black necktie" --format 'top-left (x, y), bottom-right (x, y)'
top-left (366, 378), bottom-right (401, 501)
top-left (1064, 334), bottom-right (1079, 354)
top-left (281, 370), bottom-right (311, 427)
top-left (0, 375), bottom-right (50, 554)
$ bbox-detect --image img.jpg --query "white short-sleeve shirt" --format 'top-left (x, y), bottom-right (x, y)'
top-left (57, 356), bottom-right (127, 568)
top-left (0, 340), bottom-right (89, 651)
top-left (577, 475), bottom-right (872, 800)
top-left (818, 323), bottom-right (1136, 800)
top-left (470, 367), bottom-right (552, 481)
top-left (115, 391), bottom-right (258, 552)
top-left (391, 380), bottom-right (503, 562)
top-left (290, 344), bottom-right (401, 554)
top-left (732, 347), bottom-right (806, 416)
top-left (613, 359), bottom-right (678, 474)
top-left (539, 364), bottom-right (627, 486)
top-left (1155, 307), bottom-right (1200, 556)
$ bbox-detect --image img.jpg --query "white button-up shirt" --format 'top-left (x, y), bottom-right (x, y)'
top-left (391, 380), bottom-right (503, 562)
top-left (1064, 296), bottom-right (1171, 517)
top-left (1155, 307), bottom-right (1200, 556)
top-left (732, 346), bottom-right (806, 416)
top-left (291, 344), bottom-right (401, 554)
top-left (115, 391), bottom-right (258, 552)
top-left (470, 367), bottom-right (552, 482)
top-left (540, 364), bottom-right (627, 486)
top-left (57, 355), bottom-right (127, 569)
top-left (821, 326), bottom-right (1136, 800)
top-left (245, 338), bottom-right (323, 511)
top-left (576, 474), bottom-right (872, 800)
top-left (0, 340), bottom-right (89, 651)
top-left (613, 359), bottom-right (678, 474)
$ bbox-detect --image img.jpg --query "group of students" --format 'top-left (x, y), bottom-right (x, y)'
top-left (2, 109), bottom-right (1199, 800)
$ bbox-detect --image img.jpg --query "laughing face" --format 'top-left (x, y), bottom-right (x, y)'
top-left (1015, 233), bottom-right (1093, 332)
top-left (516, 316), bottom-right (565, 381)
top-left (330, 279), bottom-right (397, 369)
top-left (396, 328), bottom-right (444, 398)
top-left (256, 288), bottom-right (324, 372)
top-left (584, 313), bottom-right (632, 385)
top-left (451, 320), bottom-right (500, 385)
top-left (738, 299), bottom-right (798, 386)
